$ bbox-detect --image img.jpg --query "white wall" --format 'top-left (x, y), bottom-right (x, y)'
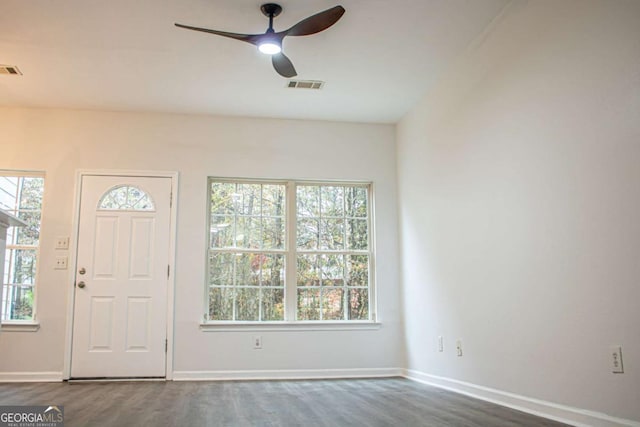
top-left (0, 108), bottom-right (402, 376)
top-left (397, 0), bottom-right (640, 422)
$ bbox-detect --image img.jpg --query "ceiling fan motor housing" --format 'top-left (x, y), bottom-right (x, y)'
top-left (261, 3), bottom-right (282, 18)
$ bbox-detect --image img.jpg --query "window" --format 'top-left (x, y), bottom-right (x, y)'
top-left (207, 179), bottom-right (373, 322)
top-left (0, 173), bottom-right (45, 322)
top-left (98, 185), bottom-right (155, 211)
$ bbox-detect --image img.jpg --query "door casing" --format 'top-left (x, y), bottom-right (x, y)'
top-left (63, 170), bottom-right (179, 380)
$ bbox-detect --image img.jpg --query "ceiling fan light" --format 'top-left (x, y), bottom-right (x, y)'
top-left (258, 41), bottom-right (281, 55)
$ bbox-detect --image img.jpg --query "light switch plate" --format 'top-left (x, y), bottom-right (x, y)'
top-left (55, 236), bottom-right (70, 250)
top-left (55, 256), bottom-right (68, 270)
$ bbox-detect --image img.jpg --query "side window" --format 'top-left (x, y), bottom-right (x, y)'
top-left (0, 173), bottom-right (45, 321)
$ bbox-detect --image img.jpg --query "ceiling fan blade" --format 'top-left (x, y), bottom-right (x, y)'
top-left (175, 23), bottom-right (261, 45)
top-left (282, 5), bottom-right (345, 37)
top-left (272, 53), bottom-right (297, 78)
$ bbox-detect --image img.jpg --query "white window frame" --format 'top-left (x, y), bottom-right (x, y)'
top-left (0, 170), bottom-right (45, 326)
top-left (203, 178), bottom-right (377, 328)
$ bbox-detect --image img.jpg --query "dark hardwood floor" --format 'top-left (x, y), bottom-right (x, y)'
top-left (0, 377), bottom-right (568, 426)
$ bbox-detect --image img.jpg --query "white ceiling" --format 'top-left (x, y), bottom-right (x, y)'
top-left (0, 0), bottom-right (509, 123)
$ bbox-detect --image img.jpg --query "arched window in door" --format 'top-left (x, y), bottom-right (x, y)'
top-left (98, 185), bottom-right (155, 211)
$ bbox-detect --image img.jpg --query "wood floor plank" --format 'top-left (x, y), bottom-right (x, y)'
top-left (0, 377), bottom-right (568, 426)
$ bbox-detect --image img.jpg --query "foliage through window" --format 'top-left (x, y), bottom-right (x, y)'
top-left (98, 185), bottom-right (155, 211)
top-left (1, 173), bottom-right (45, 321)
top-left (207, 179), bottom-right (372, 322)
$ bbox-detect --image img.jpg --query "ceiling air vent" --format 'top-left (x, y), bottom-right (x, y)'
top-left (287, 80), bottom-right (324, 90)
top-left (0, 65), bottom-right (22, 75)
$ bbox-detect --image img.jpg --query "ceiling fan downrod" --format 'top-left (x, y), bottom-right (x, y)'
top-left (260, 3), bottom-right (282, 32)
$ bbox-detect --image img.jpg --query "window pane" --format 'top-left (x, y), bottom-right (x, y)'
top-left (1, 285), bottom-right (33, 321)
top-left (322, 288), bottom-right (344, 320)
top-left (16, 211), bottom-right (41, 245)
top-left (236, 184), bottom-right (261, 216)
top-left (208, 253), bottom-right (233, 286)
top-left (236, 288), bottom-right (259, 321)
top-left (348, 289), bottom-right (369, 320)
top-left (297, 255), bottom-right (320, 287)
top-left (347, 255), bottom-right (369, 287)
top-left (297, 288), bottom-right (320, 320)
top-left (98, 185), bottom-right (154, 210)
top-left (321, 254), bottom-right (345, 287)
top-left (262, 185), bottom-right (285, 217)
top-left (297, 218), bottom-right (319, 249)
top-left (0, 176), bottom-right (18, 211)
top-left (210, 216), bottom-right (234, 248)
top-left (262, 217), bottom-right (285, 249)
top-left (320, 218), bottom-right (344, 250)
top-left (234, 253), bottom-right (260, 287)
top-left (7, 249), bottom-right (38, 285)
top-left (346, 219), bottom-right (368, 250)
top-left (320, 186), bottom-right (344, 217)
top-left (208, 287), bottom-right (234, 320)
top-left (261, 288), bottom-right (284, 321)
top-left (235, 217), bottom-right (261, 249)
top-left (210, 182), bottom-right (236, 215)
top-left (345, 187), bottom-right (367, 218)
top-left (261, 254), bottom-right (285, 287)
top-left (296, 186), bottom-right (320, 217)
top-left (18, 178), bottom-right (44, 210)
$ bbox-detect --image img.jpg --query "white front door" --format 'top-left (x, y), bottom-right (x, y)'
top-left (71, 175), bottom-right (172, 378)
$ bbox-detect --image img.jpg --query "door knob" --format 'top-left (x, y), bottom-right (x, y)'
top-left (77, 281), bottom-right (86, 289)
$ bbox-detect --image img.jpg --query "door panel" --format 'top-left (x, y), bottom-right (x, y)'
top-left (71, 175), bottom-right (171, 378)
top-left (93, 216), bottom-right (118, 278)
top-left (89, 297), bottom-right (115, 351)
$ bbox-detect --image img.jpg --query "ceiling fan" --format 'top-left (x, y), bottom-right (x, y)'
top-left (175, 3), bottom-right (345, 78)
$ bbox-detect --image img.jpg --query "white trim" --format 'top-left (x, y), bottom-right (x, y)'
top-left (165, 173), bottom-right (179, 380)
top-left (68, 378), bottom-right (166, 383)
top-left (0, 322), bottom-right (40, 332)
top-left (173, 367), bottom-right (401, 381)
top-left (199, 321), bottom-right (381, 332)
top-left (0, 372), bottom-right (62, 382)
top-left (63, 170), bottom-right (179, 381)
top-left (403, 369), bottom-right (640, 427)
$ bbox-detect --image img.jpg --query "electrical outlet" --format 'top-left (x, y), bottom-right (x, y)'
top-left (438, 336), bottom-right (444, 352)
top-left (253, 335), bottom-right (262, 350)
top-left (54, 256), bottom-right (68, 270)
top-left (611, 346), bottom-right (624, 373)
top-left (55, 236), bottom-right (70, 250)
top-left (456, 340), bottom-right (463, 357)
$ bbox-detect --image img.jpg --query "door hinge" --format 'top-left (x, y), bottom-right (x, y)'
top-left (169, 191), bottom-right (173, 208)
top-left (165, 339), bottom-right (168, 353)
top-left (167, 264), bottom-right (170, 278)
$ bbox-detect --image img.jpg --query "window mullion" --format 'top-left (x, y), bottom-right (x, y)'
top-left (285, 181), bottom-right (297, 321)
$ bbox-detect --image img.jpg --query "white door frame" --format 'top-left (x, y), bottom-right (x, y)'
top-left (63, 170), bottom-right (179, 380)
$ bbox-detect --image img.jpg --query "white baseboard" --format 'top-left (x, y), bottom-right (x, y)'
top-left (173, 367), bottom-right (402, 381)
top-left (0, 372), bottom-right (63, 382)
top-left (403, 369), bottom-right (640, 427)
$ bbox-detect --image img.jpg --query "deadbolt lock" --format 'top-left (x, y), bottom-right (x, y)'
top-left (79, 267), bottom-right (86, 275)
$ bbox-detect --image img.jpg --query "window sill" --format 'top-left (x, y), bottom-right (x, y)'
top-left (1, 322), bottom-right (40, 332)
top-left (200, 321), bottom-right (381, 332)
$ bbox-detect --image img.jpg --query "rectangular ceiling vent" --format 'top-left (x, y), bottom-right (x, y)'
top-left (287, 80), bottom-right (324, 90)
top-left (0, 65), bottom-right (22, 75)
